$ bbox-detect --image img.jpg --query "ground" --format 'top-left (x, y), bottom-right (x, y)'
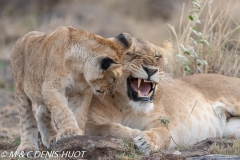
top-left (0, 88), bottom-right (240, 160)
top-left (0, 89), bottom-right (20, 151)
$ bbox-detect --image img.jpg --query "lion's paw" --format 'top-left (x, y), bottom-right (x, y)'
top-left (56, 127), bottom-right (82, 141)
top-left (42, 134), bottom-right (57, 149)
top-left (17, 143), bottom-right (39, 157)
top-left (133, 131), bottom-right (159, 155)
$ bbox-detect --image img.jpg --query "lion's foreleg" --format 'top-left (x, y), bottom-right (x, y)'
top-left (42, 80), bottom-right (82, 141)
top-left (85, 122), bottom-right (141, 140)
top-left (36, 105), bottom-right (58, 149)
top-left (68, 89), bottom-right (93, 133)
top-left (134, 127), bottom-right (171, 155)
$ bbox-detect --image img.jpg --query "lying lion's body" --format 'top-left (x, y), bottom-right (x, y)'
top-left (160, 74), bottom-right (240, 148)
top-left (84, 37), bottom-right (240, 155)
top-left (11, 26), bottom-right (128, 153)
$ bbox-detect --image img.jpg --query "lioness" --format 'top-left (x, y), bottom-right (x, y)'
top-left (10, 26), bottom-right (132, 153)
top-left (83, 37), bottom-right (240, 155)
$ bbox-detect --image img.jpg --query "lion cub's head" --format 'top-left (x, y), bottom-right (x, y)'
top-left (66, 27), bottom-right (132, 95)
top-left (120, 37), bottom-right (172, 113)
top-left (85, 57), bottom-right (121, 95)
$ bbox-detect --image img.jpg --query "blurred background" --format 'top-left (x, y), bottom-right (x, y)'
top-left (0, 0), bottom-right (186, 142)
top-left (0, 0), bottom-right (186, 60)
top-left (0, 0), bottom-right (187, 101)
top-left (0, 0), bottom-right (240, 144)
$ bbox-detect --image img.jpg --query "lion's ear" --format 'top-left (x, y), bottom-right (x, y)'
top-left (161, 40), bottom-right (173, 52)
top-left (109, 33), bottom-right (132, 52)
top-left (159, 40), bottom-right (173, 64)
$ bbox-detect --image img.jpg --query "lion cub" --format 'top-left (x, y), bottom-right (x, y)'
top-left (10, 26), bottom-right (132, 153)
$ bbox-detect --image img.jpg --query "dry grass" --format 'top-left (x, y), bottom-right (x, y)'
top-left (116, 141), bottom-right (143, 160)
top-left (0, 104), bottom-right (19, 139)
top-left (167, 0), bottom-right (240, 78)
top-left (210, 138), bottom-right (240, 155)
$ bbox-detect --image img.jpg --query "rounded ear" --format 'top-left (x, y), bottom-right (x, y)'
top-left (161, 40), bottom-right (173, 53)
top-left (159, 40), bottom-right (173, 64)
top-left (109, 33), bottom-right (132, 52)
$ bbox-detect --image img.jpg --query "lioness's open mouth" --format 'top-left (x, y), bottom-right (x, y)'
top-left (127, 76), bottom-right (156, 102)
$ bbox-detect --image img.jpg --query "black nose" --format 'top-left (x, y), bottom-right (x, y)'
top-left (143, 66), bottom-right (158, 77)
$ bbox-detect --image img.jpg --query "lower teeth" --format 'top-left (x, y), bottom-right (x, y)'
top-left (148, 91), bottom-right (153, 98)
top-left (137, 90), bottom-right (141, 97)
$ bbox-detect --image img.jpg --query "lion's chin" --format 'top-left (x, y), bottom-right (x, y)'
top-left (128, 100), bottom-right (154, 114)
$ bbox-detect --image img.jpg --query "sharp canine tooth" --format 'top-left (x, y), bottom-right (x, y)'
top-left (138, 78), bottom-right (142, 88)
top-left (152, 83), bottom-right (156, 88)
top-left (138, 90), bottom-right (142, 97)
top-left (148, 91), bottom-right (153, 98)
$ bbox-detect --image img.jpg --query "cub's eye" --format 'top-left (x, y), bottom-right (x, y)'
top-left (126, 52), bottom-right (132, 55)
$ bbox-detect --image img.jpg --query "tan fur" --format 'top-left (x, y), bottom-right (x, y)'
top-left (10, 26), bottom-right (129, 153)
top-left (84, 37), bottom-right (240, 155)
top-left (84, 38), bottom-right (172, 155)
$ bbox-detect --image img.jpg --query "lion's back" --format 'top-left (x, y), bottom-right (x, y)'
top-left (10, 31), bottom-right (52, 94)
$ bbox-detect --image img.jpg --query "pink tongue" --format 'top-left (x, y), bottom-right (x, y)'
top-left (131, 79), bottom-right (151, 96)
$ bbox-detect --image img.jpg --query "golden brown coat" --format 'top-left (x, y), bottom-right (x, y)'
top-left (84, 37), bottom-right (240, 155)
top-left (11, 26), bottom-right (131, 153)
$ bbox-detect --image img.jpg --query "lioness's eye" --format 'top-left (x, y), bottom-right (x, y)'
top-left (155, 55), bottom-right (162, 59)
